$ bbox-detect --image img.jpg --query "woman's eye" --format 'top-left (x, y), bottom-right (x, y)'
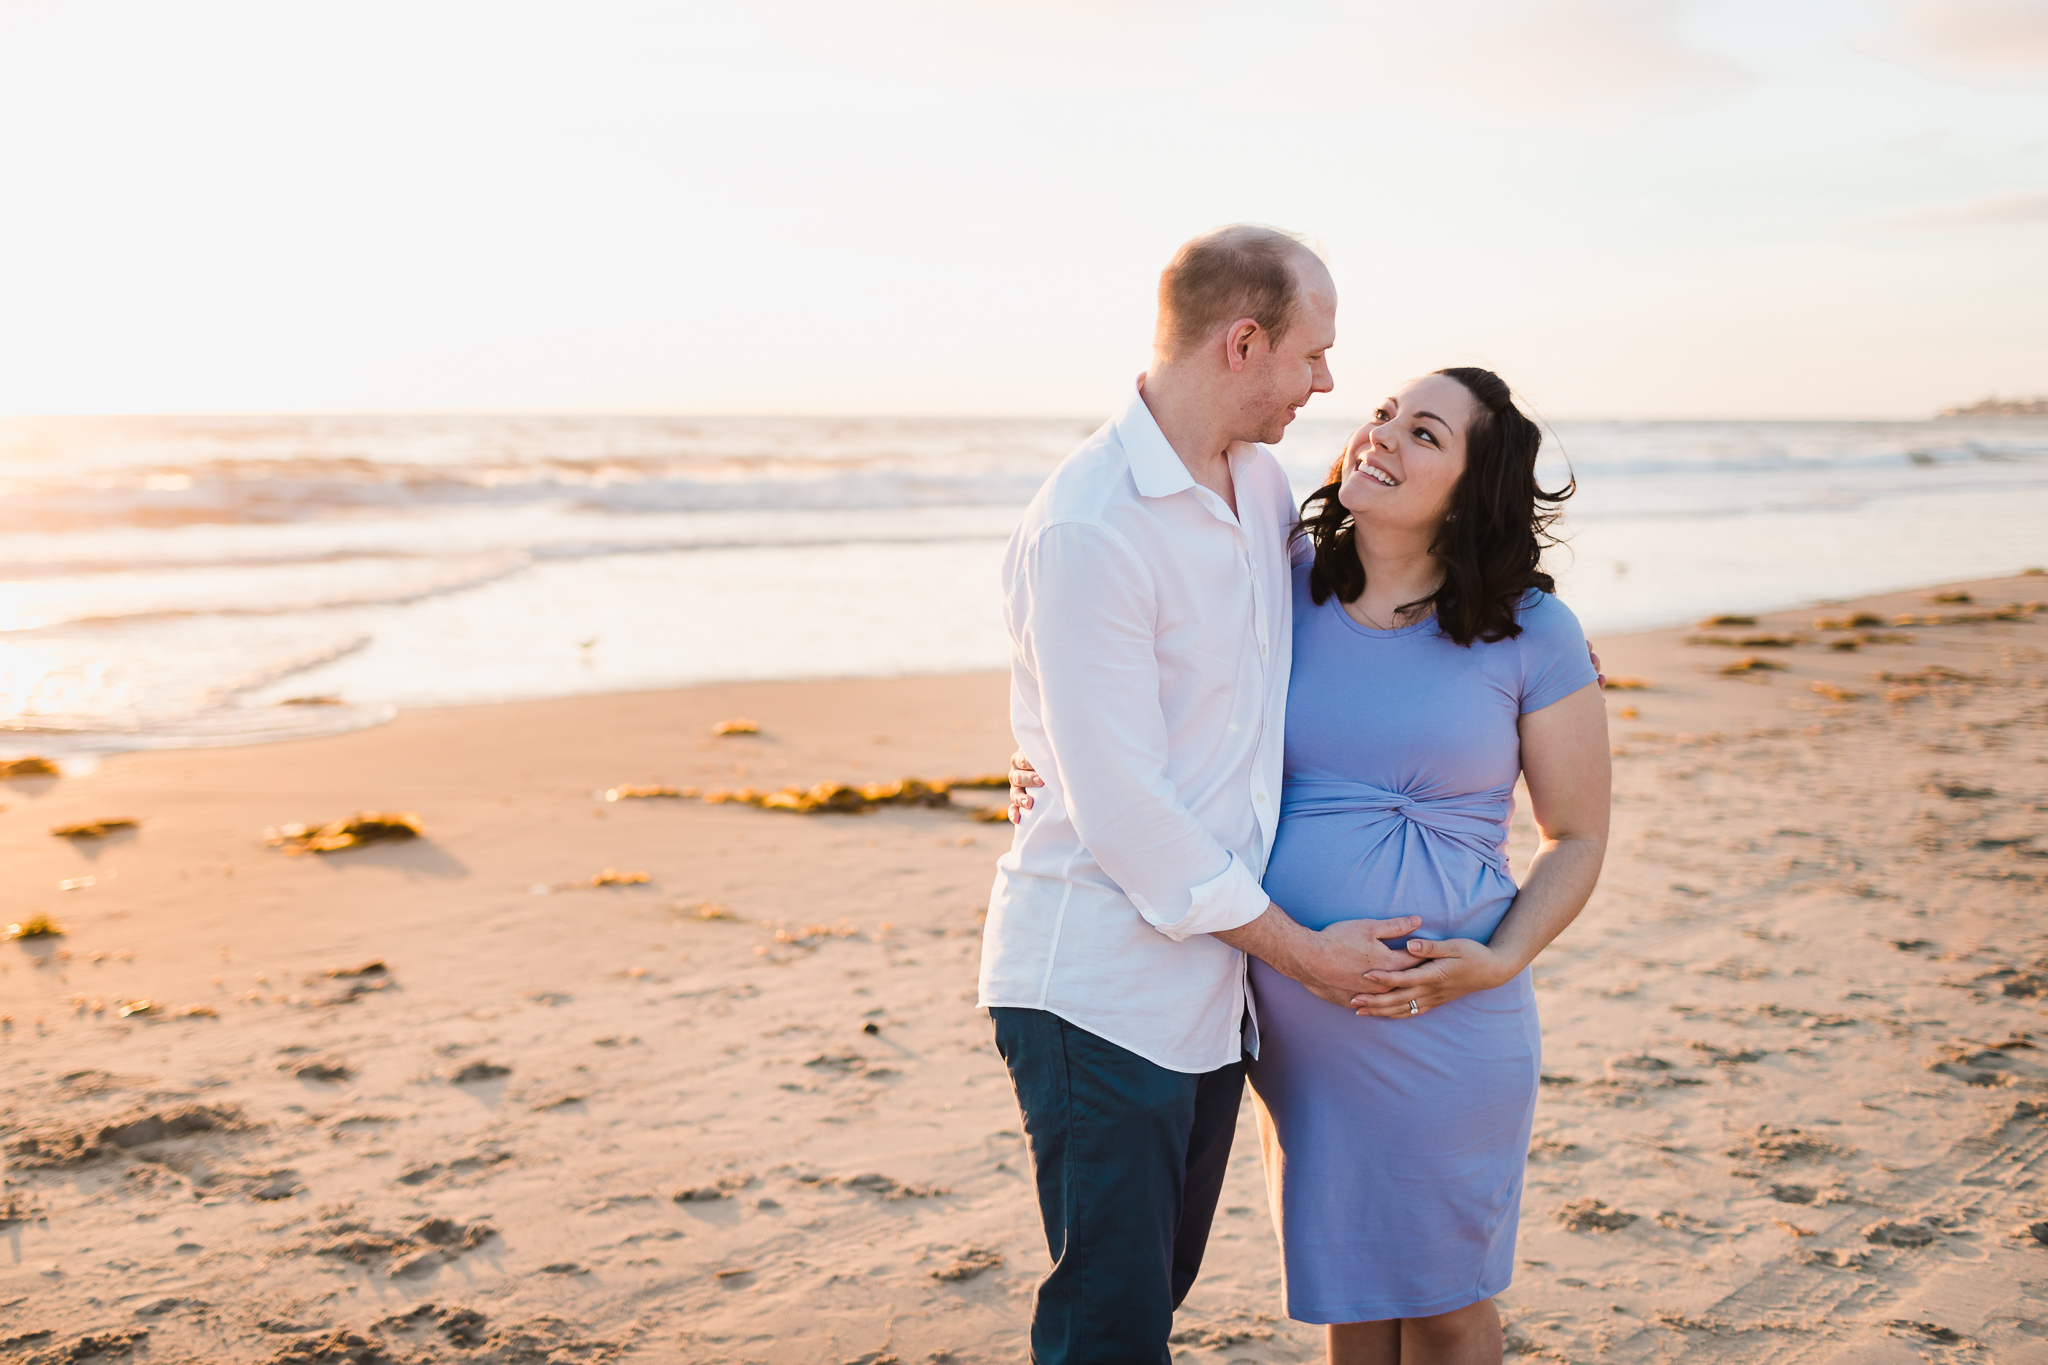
top-left (1414, 428), bottom-right (1435, 444)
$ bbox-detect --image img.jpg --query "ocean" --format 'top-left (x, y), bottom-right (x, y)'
top-left (2, 411), bottom-right (2045, 762)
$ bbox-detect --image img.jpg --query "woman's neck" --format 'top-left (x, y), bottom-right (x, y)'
top-left (1346, 525), bottom-right (1443, 629)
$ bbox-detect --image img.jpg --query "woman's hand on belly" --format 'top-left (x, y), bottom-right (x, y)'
top-left (1349, 937), bottom-right (1516, 1018)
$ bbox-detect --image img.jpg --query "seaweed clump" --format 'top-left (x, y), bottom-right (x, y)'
top-left (5, 914), bottom-right (64, 940)
top-left (1688, 633), bottom-right (1803, 648)
top-left (705, 775), bottom-right (1005, 816)
top-left (0, 757), bottom-right (59, 778)
top-left (51, 818), bottom-right (138, 839)
top-left (1889, 601), bottom-right (2043, 627)
top-left (267, 812), bottom-right (422, 855)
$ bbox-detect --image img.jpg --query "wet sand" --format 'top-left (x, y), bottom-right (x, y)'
top-left (3, 572), bottom-right (2046, 1364)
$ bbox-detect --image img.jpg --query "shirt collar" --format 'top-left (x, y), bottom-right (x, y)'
top-left (1116, 376), bottom-right (1196, 500)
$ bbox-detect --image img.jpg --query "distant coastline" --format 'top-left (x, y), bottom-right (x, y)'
top-left (1941, 395), bottom-right (2048, 417)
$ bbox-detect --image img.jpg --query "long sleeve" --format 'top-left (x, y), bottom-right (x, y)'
top-left (1011, 520), bottom-right (1271, 941)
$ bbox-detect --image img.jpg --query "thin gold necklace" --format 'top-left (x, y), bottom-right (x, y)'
top-left (1348, 584), bottom-right (1442, 631)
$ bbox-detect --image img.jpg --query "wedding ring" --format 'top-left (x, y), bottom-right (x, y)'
top-left (1408, 1000), bottom-right (1419, 1016)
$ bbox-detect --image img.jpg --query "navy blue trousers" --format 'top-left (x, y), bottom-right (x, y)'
top-left (989, 1007), bottom-right (1246, 1365)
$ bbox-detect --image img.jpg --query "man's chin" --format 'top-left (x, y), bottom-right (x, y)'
top-left (1260, 412), bottom-right (1297, 443)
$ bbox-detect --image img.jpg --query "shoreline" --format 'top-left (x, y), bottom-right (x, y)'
top-left (7, 560), bottom-right (2044, 773)
top-left (3, 571), bottom-right (2046, 1363)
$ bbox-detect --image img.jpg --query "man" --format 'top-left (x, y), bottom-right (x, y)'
top-left (978, 225), bottom-right (1423, 1364)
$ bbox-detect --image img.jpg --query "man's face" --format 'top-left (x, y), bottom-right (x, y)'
top-left (1238, 258), bottom-right (1336, 444)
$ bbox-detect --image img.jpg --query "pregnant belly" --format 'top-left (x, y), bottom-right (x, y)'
top-left (1263, 812), bottom-right (1517, 941)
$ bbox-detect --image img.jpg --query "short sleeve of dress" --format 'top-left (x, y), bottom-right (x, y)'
top-left (1515, 591), bottom-right (1599, 715)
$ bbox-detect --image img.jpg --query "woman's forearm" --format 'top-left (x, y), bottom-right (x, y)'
top-left (1485, 833), bottom-right (1605, 978)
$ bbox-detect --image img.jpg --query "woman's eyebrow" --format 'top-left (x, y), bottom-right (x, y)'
top-left (1413, 410), bottom-right (1452, 431)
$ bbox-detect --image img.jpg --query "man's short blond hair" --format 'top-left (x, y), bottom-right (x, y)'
top-left (1155, 224), bottom-right (1312, 361)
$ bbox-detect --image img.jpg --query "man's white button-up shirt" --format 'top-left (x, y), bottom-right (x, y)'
top-left (977, 379), bottom-right (1296, 1074)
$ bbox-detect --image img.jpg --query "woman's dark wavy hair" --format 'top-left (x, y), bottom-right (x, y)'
top-left (1294, 366), bottom-right (1572, 647)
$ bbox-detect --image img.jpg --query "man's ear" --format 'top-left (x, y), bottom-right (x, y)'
top-left (1225, 318), bottom-right (1261, 372)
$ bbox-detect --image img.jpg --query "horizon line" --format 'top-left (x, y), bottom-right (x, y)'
top-left (0, 406), bottom-right (2027, 425)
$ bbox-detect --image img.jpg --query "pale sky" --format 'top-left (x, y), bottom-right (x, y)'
top-left (0, 0), bottom-right (2043, 419)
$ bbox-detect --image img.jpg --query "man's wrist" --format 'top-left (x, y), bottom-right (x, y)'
top-left (1272, 915), bottom-right (1325, 986)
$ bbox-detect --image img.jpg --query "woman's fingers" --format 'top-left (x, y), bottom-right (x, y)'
top-left (1005, 743), bottom-right (1038, 824)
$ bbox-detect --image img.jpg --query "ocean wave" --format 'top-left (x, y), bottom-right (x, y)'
top-left (0, 463), bottom-right (1059, 531)
top-left (0, 551), bottom-right (530, 632)
top-left (3, 415), bottom-right (2043, 532)
top-left (0, 506), bottom-right (1026, 581)
top-left (0, 700), bottom-right (396, 753)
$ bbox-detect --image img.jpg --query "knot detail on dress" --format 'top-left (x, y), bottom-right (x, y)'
top-left (1278, 777), bottom-right (1511, 873)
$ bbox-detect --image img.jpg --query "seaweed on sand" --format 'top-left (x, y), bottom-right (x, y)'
top-left (705, 776), bottom-right (975, 816)
top-left (51, 818), bottom-right (138, 839)
top-left (267, 812), bottom-right (422, 855)
top-left (6, 914), bottom-right (64, 940)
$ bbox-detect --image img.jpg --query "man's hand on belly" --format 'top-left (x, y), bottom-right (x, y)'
top-left (1214, 906), bottom-right (1423, 1010)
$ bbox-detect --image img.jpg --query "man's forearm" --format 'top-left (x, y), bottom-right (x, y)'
top-left (1213, 902), bottom-right (1425, 1008)
top-left (1211, 902), bottom-right (1318, 980)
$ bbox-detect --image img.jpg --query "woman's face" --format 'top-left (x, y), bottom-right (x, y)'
top-left (1335, 373), bottom-right (1475, 535)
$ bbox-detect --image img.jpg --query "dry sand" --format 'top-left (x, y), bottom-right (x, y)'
top-left (3, 572), bottom-right (2047, 1364)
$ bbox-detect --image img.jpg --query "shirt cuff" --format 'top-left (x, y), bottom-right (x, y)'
top-left (1137, 852), bottom-right (1271, 942)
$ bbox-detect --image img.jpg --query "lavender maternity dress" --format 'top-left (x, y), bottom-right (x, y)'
top-left (1247, 566), bottom-right (1596, 1324)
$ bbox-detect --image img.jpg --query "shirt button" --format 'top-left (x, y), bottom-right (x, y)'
top-left (1255, 792), bottom-right (1267, 803)
top-left (1260, 643), bottom-right (1268, 654)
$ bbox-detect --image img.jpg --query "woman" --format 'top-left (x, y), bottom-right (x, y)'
top-left (1250, 366), bottom-right (1609, 1363)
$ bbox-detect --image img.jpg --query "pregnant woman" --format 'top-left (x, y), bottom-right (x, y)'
top-left (1251, 367), bottom-right (1610, 1364)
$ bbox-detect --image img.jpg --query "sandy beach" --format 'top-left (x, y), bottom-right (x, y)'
top-left (4, 571), bottom-right (2047, 1364)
